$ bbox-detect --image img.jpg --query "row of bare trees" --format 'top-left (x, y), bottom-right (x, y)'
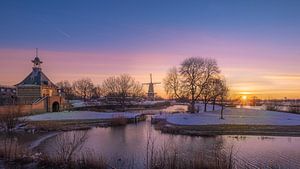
top-left (101, 74), bottom-right (144, 109)
top-left (56, 74), bottom-right (144, 107)
top-left (57, 57), bottom-right (229, 114)
top-left (164, 57), bottom-right (229, 115)
top-left (56, 79), bottom-right (97, 101)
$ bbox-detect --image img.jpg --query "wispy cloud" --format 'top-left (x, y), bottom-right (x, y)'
top-left (55, 28), bottom-right (71, 38)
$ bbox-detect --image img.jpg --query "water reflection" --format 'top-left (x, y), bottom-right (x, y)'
top-left (39, 116), bottom-right (300, 169)
top-left (16, 105), bottom-right (300, 169)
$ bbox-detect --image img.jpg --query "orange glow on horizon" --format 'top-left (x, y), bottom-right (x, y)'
top-left (1, 48), bottom-right (300, 100)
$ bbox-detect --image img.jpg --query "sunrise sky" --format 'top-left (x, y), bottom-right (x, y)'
top-left (1, 0), bottom-right (300, 99)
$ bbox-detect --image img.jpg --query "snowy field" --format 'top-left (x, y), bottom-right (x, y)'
top-left (69, 100), bottom-right (168, 108)
top-left (154, 104), bottom-right (300, 126)
top-left (24, 111), bottom-right (141, 121)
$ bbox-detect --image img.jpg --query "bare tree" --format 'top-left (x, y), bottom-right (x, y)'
top-left (209, 78), bottom-right (223, 111)
top-left (201, 78), bottom-right (213, 112)
top-left (91, 85), bottom-right (102, 99)
top-left (72, 78), bottom-right (94, 101)
top-left (53, 131), bottom-right (88, 163)
top-left (56, 80), bottom-right (74, 100)
top-left (219, 79), bottom-right (229, 119)
top-left (164, 57), bottom-right (220, 113)
top-left (179, 57), bottom-right (205, 113)
top-left (163, 67), bottom-right (183, 99)
top-left (102, 74), bottom-right (143, 111)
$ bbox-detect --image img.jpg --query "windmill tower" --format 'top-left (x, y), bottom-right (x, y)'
top-left (143, 74), bottom-right (160, 101)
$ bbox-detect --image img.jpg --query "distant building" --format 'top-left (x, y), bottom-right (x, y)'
top-left (0, 85), bottom-right (16, 105)
top-left (14, 50), bottom-right (65, 112)
top-left (142, 74), bottom-right (160, 101)
top-left (0, 85), bottom-right (16, 96)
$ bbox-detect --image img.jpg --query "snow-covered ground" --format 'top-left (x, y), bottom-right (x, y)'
top-left (69, 100), bottom-right (168, 108)
top-left (69, 100), bottom-right (103, 108)
top-left (154, 104), bottom-right (300, 126)
top-left (136, 100), bottom-right (167, 105)
top-left (24, 111), bottom-right (141, 121)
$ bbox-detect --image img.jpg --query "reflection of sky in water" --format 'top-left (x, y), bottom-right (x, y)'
top-left (41, 120), bottom-right (300, 169)
top-left (228, 136), bottom-right (300, 168)
top-left (136, 105), bottom-right (188, 114)
top-left (34, 105), bottom-right (300, 169)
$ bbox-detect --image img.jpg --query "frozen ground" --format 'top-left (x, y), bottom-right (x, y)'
top-left (154, 104), bottom-right (300, 126)
top-left (69, 100), bottom-right (168, 108)
top-left (69, 100), bottom-right (103, 108)
top-left (24, 111), bottom-right (141, 121)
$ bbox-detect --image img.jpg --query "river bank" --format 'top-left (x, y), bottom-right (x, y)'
top-left (21, 111), bottom-right (146, 132)
top-left (153, 105), bottom-right (300, 136)
top-left (157, 123), bottom-right (300, 136)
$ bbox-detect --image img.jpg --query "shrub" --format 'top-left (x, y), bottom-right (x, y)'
top-left (288, 105), bottom-right (300, 114)
top-left (38, 153), bottom-right (107, 169)
top-left (0, 106), bottom-right (25, 132)
top-left (0, 135), bottom-right (32, 162)
top-left (111, 115), bottom-right (128, 126)
top-left (265, 104), bottom-right (279, 111)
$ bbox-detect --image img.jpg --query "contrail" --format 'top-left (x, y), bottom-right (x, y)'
top-left (55, 27), bottom-right (71, 38)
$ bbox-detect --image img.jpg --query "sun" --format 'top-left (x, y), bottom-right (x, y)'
top-left (242, 95), bottom-right (247, 100)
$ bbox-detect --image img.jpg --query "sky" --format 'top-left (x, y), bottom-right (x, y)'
top-left (1, 0), bottom-right (300, 99)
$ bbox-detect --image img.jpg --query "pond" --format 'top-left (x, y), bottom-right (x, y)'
top-left (37, 105), bottom-right (300, 169)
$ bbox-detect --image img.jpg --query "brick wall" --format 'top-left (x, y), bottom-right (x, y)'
top-left (0, 103), bottom-right (45, 115)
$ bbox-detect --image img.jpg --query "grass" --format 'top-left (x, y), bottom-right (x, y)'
top-left (144, 145), bottom-right (235, 169)
top-left (144, 127), bottom-right (235, 169)
top-left (0, 132), bottom-right (108, 169)
top-left (27, 119), bottom-right (110, 131)
top-left (38, 150), bottom-right (107, 169)
top-left (26, 114), bottom-right (146, 131)
top-left (158, 124), bottom-right (300, 136)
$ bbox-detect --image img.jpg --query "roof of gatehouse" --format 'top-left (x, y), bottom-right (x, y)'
top-left (16, 51), bottom-right (57, 88)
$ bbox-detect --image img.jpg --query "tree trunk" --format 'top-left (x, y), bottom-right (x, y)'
top-left (204, 100), bottom-right (207, 112)
top-left (212, 99), bottom-right (216, 111)
top-left (220, 97), bottom-right (224, 119)
top-left (190, 101), bottom-right (195, 113)
top-left (221, 105), bottom-right (224, 119)
top-left (121, 99), bottom-right (125, 112)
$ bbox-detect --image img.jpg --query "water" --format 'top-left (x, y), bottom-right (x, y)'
top-left (39, 115), bottom-right (300, 169)
top-left (2, 105), bottom-right (300, 168)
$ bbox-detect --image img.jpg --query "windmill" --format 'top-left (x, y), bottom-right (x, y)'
top-left (142, 74), bottom-right (160, 101)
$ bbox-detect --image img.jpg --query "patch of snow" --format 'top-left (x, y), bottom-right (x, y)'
top-left (194, 103), bottom-right (222, 113)
top-left (69, 100), bottom-right (168, 108)
top-left (23, 111), bottom-right (141, 121)
top-left (69, 100), bottom-right (104, 108)
top-left (137, 100), bottom-right (167, 105)
top-left (166, 107), bottom-right (300, 126)
top-left (69, 100), bottom-right (87, 108)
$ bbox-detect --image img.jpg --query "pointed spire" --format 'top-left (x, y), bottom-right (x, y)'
top-left (32, 48), bottom-right (43, 69)
top-left (35, 48), bottom-right (38, 57)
